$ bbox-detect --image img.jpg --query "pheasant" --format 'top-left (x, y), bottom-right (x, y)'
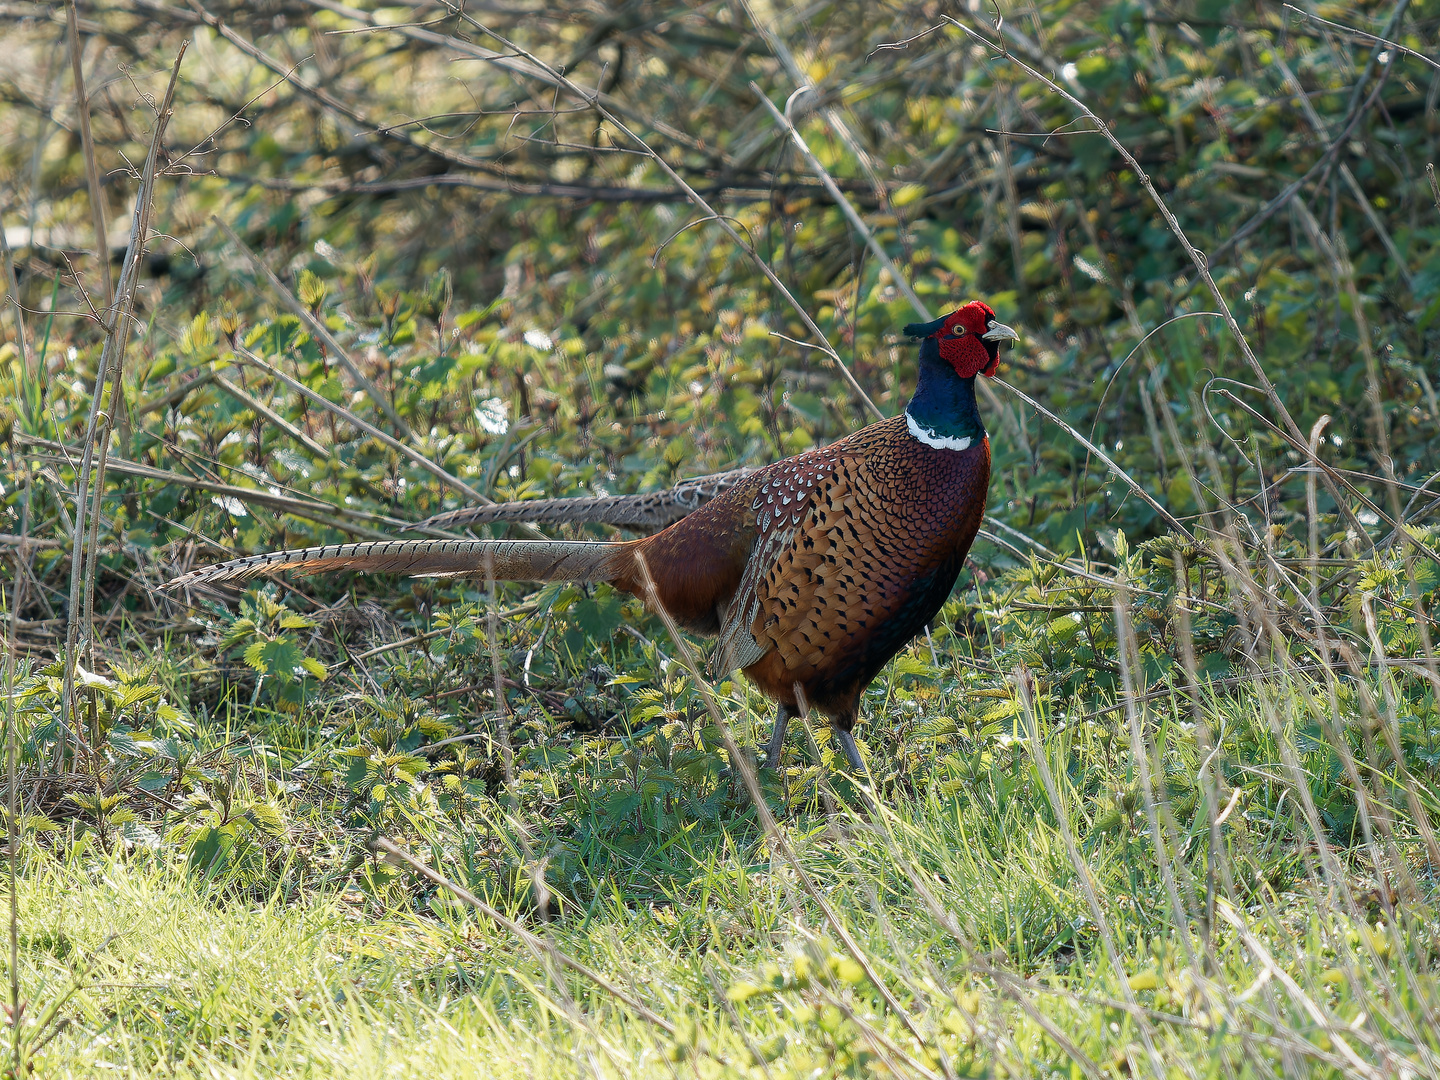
top-left (166, 301), bottom-right (1015, 771)
top-left (415, 467), bottom-right (755, 532)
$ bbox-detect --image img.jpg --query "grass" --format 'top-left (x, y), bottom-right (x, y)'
top-left (7, 603), bottom-right (1439, 1077)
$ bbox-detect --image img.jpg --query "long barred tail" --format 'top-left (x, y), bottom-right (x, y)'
top-left (416, 468), bottom-right (754, 531)
top-left (164, 538), bottom-right (620, 591)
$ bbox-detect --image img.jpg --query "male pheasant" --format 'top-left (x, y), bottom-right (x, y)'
top-left (167, 301), bottom-right (1015, 771)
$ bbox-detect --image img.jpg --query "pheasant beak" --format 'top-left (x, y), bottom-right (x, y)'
top-left (981, 320), bottom-right (1019, 342)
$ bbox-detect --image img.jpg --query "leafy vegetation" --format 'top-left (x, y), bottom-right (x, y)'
top-left (2, 0), bottom-right (1439, 1075)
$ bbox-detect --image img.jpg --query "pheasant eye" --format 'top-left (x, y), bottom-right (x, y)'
top-left (950, 326), bottom-right (966, 337)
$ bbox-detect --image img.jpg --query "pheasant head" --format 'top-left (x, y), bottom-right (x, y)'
top-left (903, 301), bottom-right (1018, 378)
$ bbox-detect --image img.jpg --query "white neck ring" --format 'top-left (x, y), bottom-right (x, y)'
top-left (906, 410), bottom-right (973, 451)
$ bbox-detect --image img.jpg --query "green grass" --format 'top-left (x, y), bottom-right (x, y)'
top-left (10, 639), bottom-right (1439, 1077)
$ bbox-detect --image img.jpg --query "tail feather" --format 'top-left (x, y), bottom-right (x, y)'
top-left (165, 538), bottom-right (619, 591)
top-left (417, 468), bottom-right (753, 531)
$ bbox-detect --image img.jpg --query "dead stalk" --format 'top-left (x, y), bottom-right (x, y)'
top-left (4, 451), bottom-right (31, 1079)
top-left (0, 212), bottom-right (29, 380)
top-left (64, 0), bottom-right (112, 315)
top-left (60, 43), bottom-right (186, 746)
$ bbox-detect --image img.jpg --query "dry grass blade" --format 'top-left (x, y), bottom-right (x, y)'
top-left (3, 452), bottom-right (30, 1077)
top-left (1014, 671), bottom-right (1172, 1080)
top-left (1213, 388), bottom-right (1440, 565)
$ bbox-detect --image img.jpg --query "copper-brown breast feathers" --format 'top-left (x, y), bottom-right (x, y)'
top-left (747, 417), bottom-right (990, 686)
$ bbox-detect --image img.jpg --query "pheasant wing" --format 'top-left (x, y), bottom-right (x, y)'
top-left (712, 454), bottom-right (831, 674)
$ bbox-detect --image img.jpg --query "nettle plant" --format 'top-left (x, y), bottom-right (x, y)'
top-left (216, 589), bottom-right (330, 713)
top-left (336, 696), bottom-right (452, 827)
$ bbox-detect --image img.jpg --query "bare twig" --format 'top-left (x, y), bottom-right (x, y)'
top-left (1213, 388), bottom-right (1440, 565)
top-left (1270, 51), bottom-right (1412, 291)
top-left (739, 0), bottom-right (888, 200)
top-left (752, 85), bottom-right (924, 316)
top-left (131, 370), bottom-right (217, 417)
top-left (288, 0), bottom-right (736, 167)
top-left (1283, 3), bottom-right (1440, 75)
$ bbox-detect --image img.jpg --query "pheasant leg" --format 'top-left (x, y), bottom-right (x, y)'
top-left (832, 727), bottom-right (866, 773)
top-left (764, 704), bottom-right (793, 769)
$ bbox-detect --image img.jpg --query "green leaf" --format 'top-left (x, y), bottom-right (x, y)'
top-left (242, 803), bottom-right (286, 837)
top-left (243, 640), bottom-right (269, 673)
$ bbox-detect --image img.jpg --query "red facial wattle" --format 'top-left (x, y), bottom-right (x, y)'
top-left (936, 303), bottom-right (1001, 379)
